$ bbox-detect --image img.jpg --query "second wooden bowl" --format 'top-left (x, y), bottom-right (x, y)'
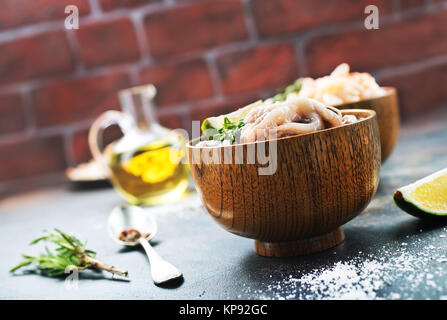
top-left (188, 110), bottom-right (381, 257)
top-left (336, 87), bottom-right (399, 162)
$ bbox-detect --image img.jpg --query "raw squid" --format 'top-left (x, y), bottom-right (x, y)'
top-left (240, 95), bottom-right (347, 143)
top-left (297, 63), bottom-right (386, 105)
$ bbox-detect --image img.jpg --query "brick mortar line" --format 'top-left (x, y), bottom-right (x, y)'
top-left (400, 100), bottom-right (447, 127)
top-left (295, 11), bottom-right (399, 48)
top-left (394, 0), bottom-right (446, 21)
top-left (204, 52), bottom-right (224, 99)
top-left (0, 119), bottom-right (95, 145)
top-left (128, 65), bottom-right (141, 86)
top-left (88, 0), bottom-right (102, 16)
top-left (177, 109), bottom-right (192, 135)
top-left (294, 39), bottom-right (307, 78)
top-left (19, 85), bottom-right (36, 133)
top-left (0, 61), bottom-right (136, 95)
top-left (65, 29), bottom-right (87, 76)
top-left (0, 13), bottom-right (88, 44)
top-left (129, 8), bottom-right (154, 67)
top-left (241, 0), bottom-right (259, 42)
top-left (374, 54), bottom-right (447, 80)
top-left (393, 0), bottom-right (401, 14)
top-left (0, 100), bottom-right (205, 145)
top-left (157, 93), bottom-right (264, 120)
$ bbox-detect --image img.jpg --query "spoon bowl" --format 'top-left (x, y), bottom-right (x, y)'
top-left (107, 205), bottom-right (182, 284)
top-left (108, 205), bottom-right (157, 246)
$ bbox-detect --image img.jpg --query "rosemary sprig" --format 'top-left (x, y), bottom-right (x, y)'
top-left (10, 229), bottom-right (128, 278)
top-left (272, 78), bottom-right (303, 102)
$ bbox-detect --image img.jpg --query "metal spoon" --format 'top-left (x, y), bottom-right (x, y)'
top-left (107, 205), bottom-right (183, 285)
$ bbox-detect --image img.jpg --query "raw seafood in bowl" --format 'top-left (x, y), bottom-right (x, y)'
top-left (272, 63), bottom-right (399, 162)
top-left (188, 97), bottom-right (381, 257)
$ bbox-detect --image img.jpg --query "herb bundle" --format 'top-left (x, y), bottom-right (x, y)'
top-left (10, 229), bottom-right (128, 278)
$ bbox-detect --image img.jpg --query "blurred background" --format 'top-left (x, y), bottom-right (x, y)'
top-left (0, 0), bottom-right (446, 196)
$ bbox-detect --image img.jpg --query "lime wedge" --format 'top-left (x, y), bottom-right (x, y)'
top-left (394, 168), bottom-right (447, 219)
top-left (201, 100), bottom-right (263, 132)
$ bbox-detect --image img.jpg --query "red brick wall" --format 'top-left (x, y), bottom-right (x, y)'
top-left (0, 0), bottom-right (446, 194)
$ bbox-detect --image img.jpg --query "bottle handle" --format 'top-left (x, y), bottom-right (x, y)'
top-left (88, 110), bottom-right (133, 173)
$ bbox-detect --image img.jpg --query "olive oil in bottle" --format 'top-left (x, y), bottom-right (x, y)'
top-left (109, 134), bottom-right (189, 205)
top-left (89, 84), bottom-right (189, 205)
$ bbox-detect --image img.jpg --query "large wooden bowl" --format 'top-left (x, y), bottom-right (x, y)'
top-left (336, 87), bottom-right (399, 162)
top-left (187, 110), bottom-right (381, 257)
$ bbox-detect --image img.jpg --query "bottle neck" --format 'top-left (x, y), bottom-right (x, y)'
top-left (119, 85), bottom-right (158, 132)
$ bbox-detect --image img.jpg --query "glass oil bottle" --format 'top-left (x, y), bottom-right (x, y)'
top-left (89, 85), bottom-right (189, 205)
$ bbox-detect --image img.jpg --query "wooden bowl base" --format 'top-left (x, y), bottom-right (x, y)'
top-left (254, 227), bottom-right (345, 257)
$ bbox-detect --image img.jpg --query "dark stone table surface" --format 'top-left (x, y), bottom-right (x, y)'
top-left (1, 108), bottom-right (447, 300)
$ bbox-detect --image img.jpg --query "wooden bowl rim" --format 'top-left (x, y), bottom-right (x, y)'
top-left (335, 86), bottom-right (396, 108)
top-left (188, 109), bottom-right (377, 149)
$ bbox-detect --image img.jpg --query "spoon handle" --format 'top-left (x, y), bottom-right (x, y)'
top-left (138, 238), bottom-right (182, 284)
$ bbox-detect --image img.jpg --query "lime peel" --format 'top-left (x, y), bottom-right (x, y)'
top-left (394, 168), bottom-right (447, 219)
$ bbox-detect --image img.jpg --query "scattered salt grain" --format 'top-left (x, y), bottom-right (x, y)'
top-left (390, 293), bottom-right (401, 299)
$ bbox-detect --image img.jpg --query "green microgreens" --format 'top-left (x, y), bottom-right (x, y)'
top-left (213, 117), bottom-right (245, 144)
top-left (272, 78), bottom-right (303, 102)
